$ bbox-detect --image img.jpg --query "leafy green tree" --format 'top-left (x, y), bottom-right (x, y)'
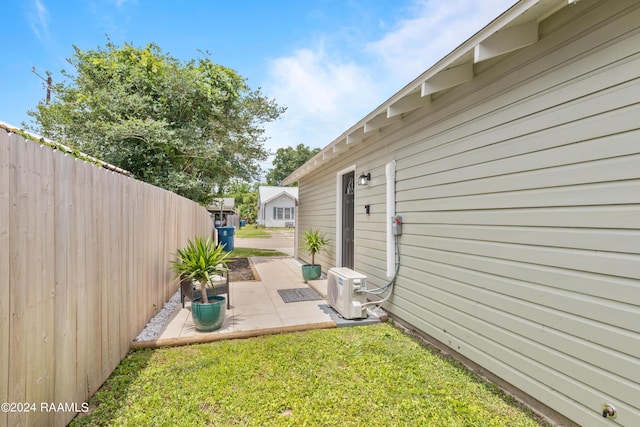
top-left (265, 144), bottom-right (320, 186)
top-left (227, 180), bottom-right (258, 223)
top-left (237, 193), bottom-right (258, 223)
top-left (27, 41), bottom-right (285, 205)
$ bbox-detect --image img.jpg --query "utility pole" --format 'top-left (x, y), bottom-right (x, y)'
top-left (31, 67), bottom-right (52, 103)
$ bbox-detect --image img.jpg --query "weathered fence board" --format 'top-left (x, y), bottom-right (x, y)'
top-left (0, 130), bottom-right (212, 426)
top-left (0, 131), bottom-right (9, 427)
top-left (8, 134), bottom-right (28, 427)
top-left (53, 151), bottom-right (76, 426)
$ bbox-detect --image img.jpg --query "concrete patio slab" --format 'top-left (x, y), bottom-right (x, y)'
top-left (132, 256), bottom-right (339, 348)
top-left (130, 229), bottom-right (388, 348)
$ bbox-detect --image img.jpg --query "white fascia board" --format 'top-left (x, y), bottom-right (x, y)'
top-left (282, 172), bottom-right (297, 185)
top-left (346, 126), bottom-right (365, 145)
top-left (262, 191), bottom-right (296, 205)
top-left (474, 21), bottom-right (538, 63)
top-left (261, 192), bottom-right (286, 205)
top-left (421, 62), bottom-right (474, 96)
top-left (364, 112), bottom-right (401, 133)
top-left (333, 138), bottom-right (347, 153)
top-left (322, 150), bottom-right (335, 160)
top-left (387, 91), bottom-right (431, 118)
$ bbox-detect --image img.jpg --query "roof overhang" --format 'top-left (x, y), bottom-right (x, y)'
top-left (261, 191), bottom-right (297, 205)
top-left (282, 0), bottom-right (572, 185)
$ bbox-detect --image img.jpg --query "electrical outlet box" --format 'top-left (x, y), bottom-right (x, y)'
top-left (392, 215), bottom-right (402, 235)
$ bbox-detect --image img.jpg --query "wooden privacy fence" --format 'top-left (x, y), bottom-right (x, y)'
top-left (0, 129), bottom-right (213, 426)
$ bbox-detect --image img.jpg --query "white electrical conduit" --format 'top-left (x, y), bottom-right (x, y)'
top-left (361, 160), bottom-right (398, 309)
top-left (386, 160), bottom-right (396, 278)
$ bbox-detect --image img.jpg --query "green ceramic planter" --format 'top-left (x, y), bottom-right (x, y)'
top-left (301, 264), bottom-right (321, 282)
top-left (191, 295), bottom-right (226, 331)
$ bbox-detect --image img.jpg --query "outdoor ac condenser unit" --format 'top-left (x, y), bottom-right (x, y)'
top-left (327, 267), bottom-right (368, 319)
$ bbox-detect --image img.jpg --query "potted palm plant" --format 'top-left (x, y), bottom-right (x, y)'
top-left (170, 236), bottom-right (231, 331)
top-left (301, 228), bottom-right (329, 282)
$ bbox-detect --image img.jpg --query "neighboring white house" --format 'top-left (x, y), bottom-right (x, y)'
top-left (257, 186), bottom-right (298, 227)
top-left (284, 1), bottom-right (640, 426)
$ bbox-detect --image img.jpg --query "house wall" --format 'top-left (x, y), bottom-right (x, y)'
top-left (296, 1), bottom-right (640, 425)
top-left (261, 194), bottom-right (297, 227)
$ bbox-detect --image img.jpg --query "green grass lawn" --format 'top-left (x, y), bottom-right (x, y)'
top-left (229, 247), bottom-right (288, 257)
top-left (71, 324), bottom-right (547, 426)
top-left (227, 226), bottom-right (289, 256)
top-left (234, 226), bottom-right (270, 238)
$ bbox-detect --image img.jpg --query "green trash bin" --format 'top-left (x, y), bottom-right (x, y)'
top-left (217, 226), bottom-right (235, 251)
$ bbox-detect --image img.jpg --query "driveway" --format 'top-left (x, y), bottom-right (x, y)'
top-left (235, 228), bottom-right (294, 256)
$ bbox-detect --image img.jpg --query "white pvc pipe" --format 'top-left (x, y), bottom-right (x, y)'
top-left (386, 161), bottom-right (396, 278)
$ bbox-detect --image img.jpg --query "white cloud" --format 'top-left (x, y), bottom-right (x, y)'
top-left (369, 0), bottom-right (516, 81)
top-left (29, 0), bottom-right (50, 42)
top-left (83, 0), bottom-right (135, 40)
top-left (113, 0), bottom-right (135, 9)
top-left (263, 45), bottom-right (380, 151)
top-left (261, 0), bottom-right (516, 159)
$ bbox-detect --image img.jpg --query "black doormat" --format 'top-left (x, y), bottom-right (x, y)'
top-left (277, 287), bottom-right (323, 303)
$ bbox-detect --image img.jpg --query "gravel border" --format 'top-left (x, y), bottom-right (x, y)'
top-left (134, 290), bottom-right (182, 342)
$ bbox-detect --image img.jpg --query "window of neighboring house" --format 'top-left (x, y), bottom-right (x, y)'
top-left (273, 206), bottom-right (295, 220)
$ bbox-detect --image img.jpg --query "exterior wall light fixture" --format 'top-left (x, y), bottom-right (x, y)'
top-left (358, 172), bottom-right (371, 186)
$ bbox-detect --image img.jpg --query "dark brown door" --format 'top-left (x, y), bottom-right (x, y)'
top-left (342, 171), bottom-right (355, 269)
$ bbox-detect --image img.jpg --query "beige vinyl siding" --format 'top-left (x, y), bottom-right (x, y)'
top-left (390, 2), bottom-right (640, 425)
top-left (297, 139), bottom-right (396, 274)
top-left (297, 168), bottom-right (337, 269)
top-left (296, 1), bottom-right (640, 425)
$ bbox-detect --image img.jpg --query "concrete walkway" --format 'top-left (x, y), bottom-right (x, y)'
top-left (132, 256), bottom-right (333, 348)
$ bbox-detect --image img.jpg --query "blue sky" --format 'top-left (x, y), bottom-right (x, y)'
top-left (1, 0), bottom-right (514, 159)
